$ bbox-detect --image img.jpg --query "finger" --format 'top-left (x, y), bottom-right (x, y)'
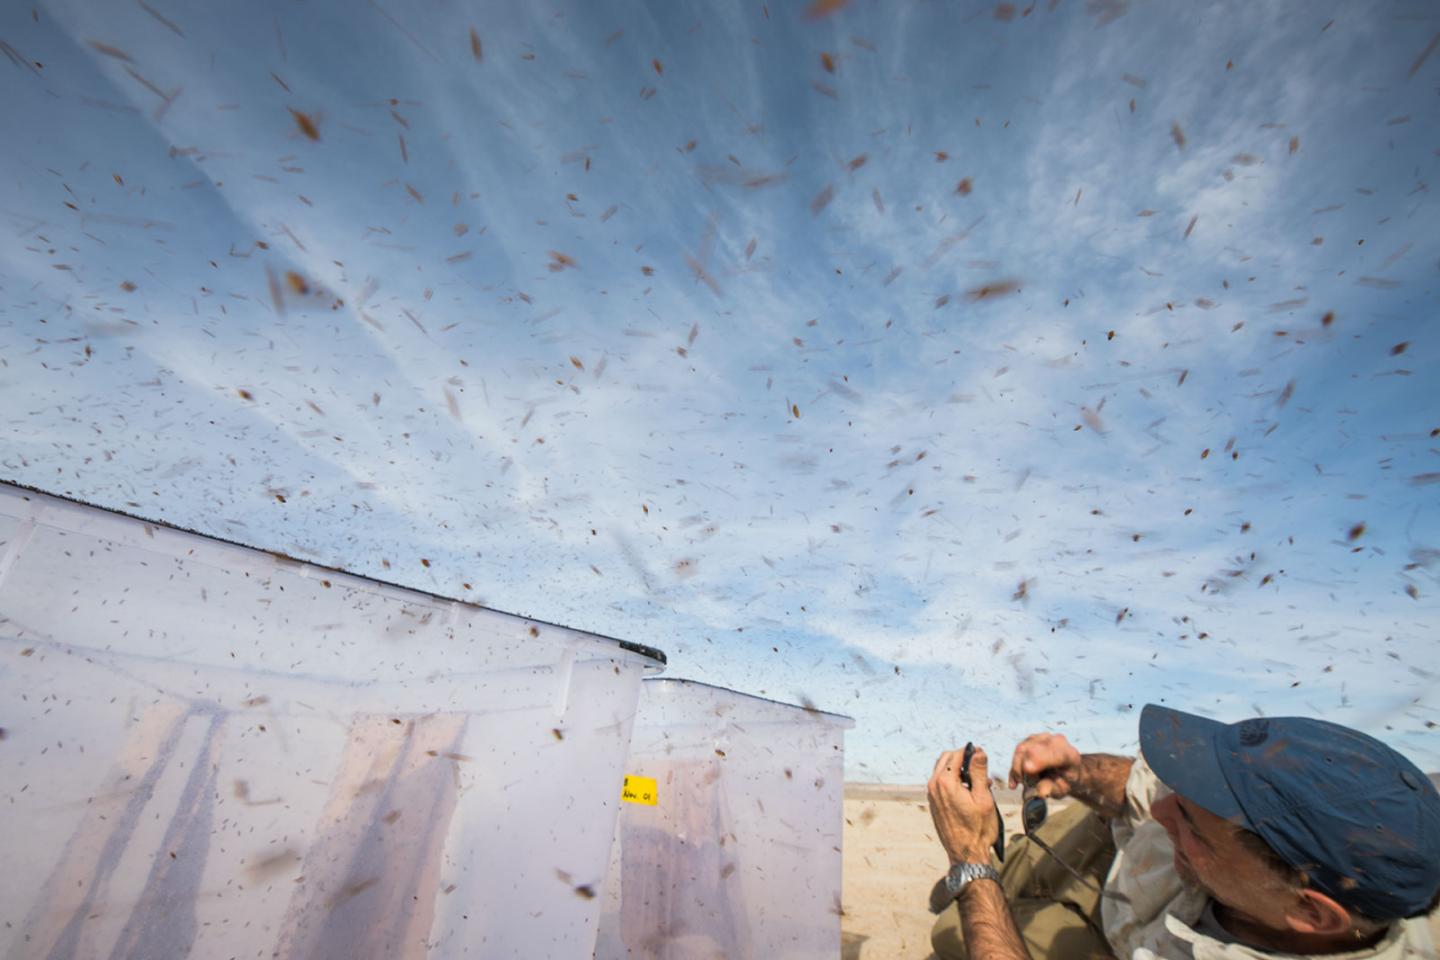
top-left (967, 747), bottom-right (991, 800)
top-left (1009, 740), bottom-right (1032, 788)
top-left (1023, 748), bottom-right (1070, 780)
top-left (1037, 778), bottom-right (1055, 799)
top-left (932, 749), bottom-right (962, 785)
top-left (1022, 750), bottom-right (1055, 776)
top-left (932, 750), bottom-right (953, 778)
top-left (1012, 734), bottom-right (1055, 776)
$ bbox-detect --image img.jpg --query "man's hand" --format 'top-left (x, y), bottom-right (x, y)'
top-left (1007, 732), bottom-right (1083, 799)
top-left (1009, 733), bottom-right (1133, 818)
top-left (927, 746), bottom-right (1001, 865)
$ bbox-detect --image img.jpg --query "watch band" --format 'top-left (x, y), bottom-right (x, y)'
top-left (944, 861), bottom-right (1002, 899)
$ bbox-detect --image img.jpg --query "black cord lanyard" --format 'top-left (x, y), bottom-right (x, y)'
top-left (1021, 782), bottom-right (1131, 904)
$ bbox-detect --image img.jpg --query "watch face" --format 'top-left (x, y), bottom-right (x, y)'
top-left (946, 863), bottom-right (994, 895)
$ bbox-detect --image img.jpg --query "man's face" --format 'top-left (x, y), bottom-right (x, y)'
top-left (1151, 791), bottom-right (1295, 923)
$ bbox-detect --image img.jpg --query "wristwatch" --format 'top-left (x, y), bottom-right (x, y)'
top-left (944, 861), bottom-right (1001, 899)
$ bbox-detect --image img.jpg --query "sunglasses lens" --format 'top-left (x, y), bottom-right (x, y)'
top-left (1023, 797), bottom-right (1047, 831)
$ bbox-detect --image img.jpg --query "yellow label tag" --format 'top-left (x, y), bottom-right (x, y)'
top-left (621, 775), bottom-right (658, 806)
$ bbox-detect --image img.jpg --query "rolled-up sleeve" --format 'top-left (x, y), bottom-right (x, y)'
top-left (1103, 755), bottom-right (1200, 958)
top-left (1113, 752), bottom-right (1165, 845)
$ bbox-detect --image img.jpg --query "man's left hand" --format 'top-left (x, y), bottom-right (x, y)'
top-left (927, 745), bottom-right (1001, 865)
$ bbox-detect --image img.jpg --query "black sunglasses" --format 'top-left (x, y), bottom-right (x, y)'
top-left (1020, 779), bottom-right (1130, 904)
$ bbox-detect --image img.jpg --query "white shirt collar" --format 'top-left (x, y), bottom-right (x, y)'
top-left (1162, 909), bottom-right (1410, 960)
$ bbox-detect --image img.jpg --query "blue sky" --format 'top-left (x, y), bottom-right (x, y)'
top-left (1, 0), bottom-right (1437, 781)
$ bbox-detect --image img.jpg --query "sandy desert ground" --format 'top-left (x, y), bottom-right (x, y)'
top-left (839, 781), bottom-right (1440, 960)
top-left (841, 783), bottom-right (1024, 960)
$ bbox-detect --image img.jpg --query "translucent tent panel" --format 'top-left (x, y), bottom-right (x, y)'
top-left (0, 482), bottom-right (665, 959)
top-left (595, 678), bottom-right (854, 960)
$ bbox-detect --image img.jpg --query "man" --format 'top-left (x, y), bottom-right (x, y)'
top-left (927, 704), bottom-right (1440, 959)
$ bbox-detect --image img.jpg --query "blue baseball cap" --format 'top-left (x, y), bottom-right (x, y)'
top-left (1139, 704), bottom-right (1440, 920)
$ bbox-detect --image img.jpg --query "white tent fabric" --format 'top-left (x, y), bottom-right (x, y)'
top-left (0, 482), bottom-right (664, 959)
top-left (595, 678), bottom-right (854, 960)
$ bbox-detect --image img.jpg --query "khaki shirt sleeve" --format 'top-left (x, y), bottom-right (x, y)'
top-left (1112, 751), bottom-right (1163, 848)
top-left (1103, 754), bottom-right (1199, 959)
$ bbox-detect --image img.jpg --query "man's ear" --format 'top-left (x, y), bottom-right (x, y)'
top-left (1283, 888), bottom-right (1352, 936)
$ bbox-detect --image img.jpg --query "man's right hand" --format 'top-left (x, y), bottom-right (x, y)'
top-left (1009, 734), bottom-right (1134, 818)
top-left (1008, 732), bottom-right (1084, 798)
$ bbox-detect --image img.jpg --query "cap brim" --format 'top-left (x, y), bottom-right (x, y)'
top-left (1139, 704), bottom-right (1247, 824)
